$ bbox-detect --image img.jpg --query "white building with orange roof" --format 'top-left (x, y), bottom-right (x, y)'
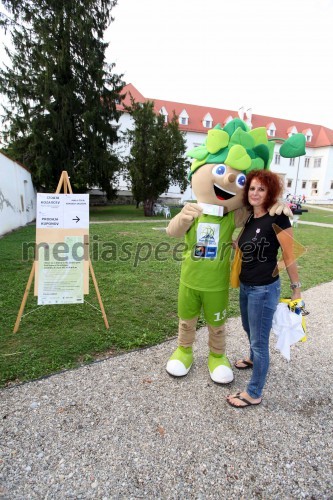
top-left (116, 84), bottom-right (333, 204)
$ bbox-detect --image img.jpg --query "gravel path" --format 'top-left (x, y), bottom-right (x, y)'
top-left (1, 282), bottom-right (332, 499)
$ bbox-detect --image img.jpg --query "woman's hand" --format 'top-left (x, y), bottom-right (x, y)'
top-left (291, 289), bottom-right (302, 300)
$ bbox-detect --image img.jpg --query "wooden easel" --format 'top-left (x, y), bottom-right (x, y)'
top-left (13, 171), bottom-right (109, 332)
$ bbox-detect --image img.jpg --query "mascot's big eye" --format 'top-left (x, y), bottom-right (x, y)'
top-left (212, 164), bottom-right (226, 177)
top-left (236, 174), bottom-right (246, 188)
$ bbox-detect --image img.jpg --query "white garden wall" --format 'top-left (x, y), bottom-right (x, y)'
top-left (0, 152), bottom-right (36, 236)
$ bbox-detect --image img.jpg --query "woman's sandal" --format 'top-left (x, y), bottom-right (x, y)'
top-left (234, 359), bottom-right (253, 370)
top-left (227, 392), bottom-right (262, 409)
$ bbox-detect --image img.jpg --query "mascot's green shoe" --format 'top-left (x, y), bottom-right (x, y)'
top-left (208, 352), bottom-right (234, 384)
top-left (166, 346), bottom-right (193, 377)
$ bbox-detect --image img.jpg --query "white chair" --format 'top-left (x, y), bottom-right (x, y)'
top-left (153, 203), bottom-right (163, 216)
top-left (163, 207), bottom-right (171, 218)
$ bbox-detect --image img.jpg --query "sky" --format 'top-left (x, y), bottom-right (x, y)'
top-left (106, 0), bottom-right (333, 129)
top-left (0, 0), bottom-right (332, 130)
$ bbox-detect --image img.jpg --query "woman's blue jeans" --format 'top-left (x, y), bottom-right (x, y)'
top-left (239, 279), bottom-right (280, 399)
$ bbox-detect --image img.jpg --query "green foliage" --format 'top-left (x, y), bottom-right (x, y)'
top-left (0, 0), bottom-right (124, 197)
top-left (123, 99), bottom-right (190, 215)
top-left (279, 134), bottom-right (306, 158)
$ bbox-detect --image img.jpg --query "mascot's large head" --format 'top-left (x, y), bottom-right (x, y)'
top-left (187, 118), bottom-right (306, 212)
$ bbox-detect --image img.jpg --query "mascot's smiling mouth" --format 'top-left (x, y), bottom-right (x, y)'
top-left (214, 183), bottom-right (235, 201)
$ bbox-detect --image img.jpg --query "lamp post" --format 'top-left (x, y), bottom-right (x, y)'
top-left (294, 156), bottom-right (301, 197)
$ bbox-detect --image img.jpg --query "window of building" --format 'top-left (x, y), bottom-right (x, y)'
top-left (314, 158), bottom-right (322, 168)
top-left (266, 122), bottom-right (276, 137)
top-left (275, 154), bottom-right (280, 165)
top-left (288, 126), bottom-right (298, 137)
top-left (303, 128), bottom-right (313, 143)
top-left (159, 106), bottom-right (168, 123)
top-left (304, 157), bottom-right (310, 168)
top-left (289, 158), bottom-right (295, 166)
top-left (302, 181), bottom-right (307, 189)
top-left (287, 179), bottom-right (292, 188)
top-left (311, 181), bottom-right (318, 195)
top-left (179, 109), bottom-right (189, 126)
top-left (202, 113), bottom-right (213, 129)
top-left (330, 181), bottom-right (333, 189)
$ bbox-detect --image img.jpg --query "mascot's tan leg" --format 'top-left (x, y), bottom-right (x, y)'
top-left (208, 324), bottom-right (226, 354)
top-left (178, 317), bottom-right (198, 347)
top-left (166, 317), bottom-right (197, 378)
top-left (207, 324), bottom-right (234, 384)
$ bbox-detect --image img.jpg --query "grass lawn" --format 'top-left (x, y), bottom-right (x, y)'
top-left (90, 204), bottom-right (181, 221)
top-left (90, 203), bottom-right (333, 224)
top-left (1, 206), bottom-right (333, 386)
top-left (298, 206), bottom-right (333, 224)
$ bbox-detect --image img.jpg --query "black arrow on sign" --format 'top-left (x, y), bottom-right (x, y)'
top-left (72, 216), bottom-right (80, 223)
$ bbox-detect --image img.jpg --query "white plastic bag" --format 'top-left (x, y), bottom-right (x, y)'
top-left (272, 302), bottom-right (305, 361)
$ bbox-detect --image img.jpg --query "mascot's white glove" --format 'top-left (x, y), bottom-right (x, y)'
top-left (269, 201), bottom-right (293, 218)
top-left (166, 203), bottom-right (203, 238)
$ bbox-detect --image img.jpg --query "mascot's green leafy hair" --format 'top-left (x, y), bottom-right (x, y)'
top-left (187, 118), bottom-right (306, 178)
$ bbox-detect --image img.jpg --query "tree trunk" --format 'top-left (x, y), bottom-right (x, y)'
top-left (143, 199), bottom-right (154, 217)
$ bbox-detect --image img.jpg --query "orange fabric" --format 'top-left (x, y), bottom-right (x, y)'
top-left (230, 247), bottom-right (242, 288)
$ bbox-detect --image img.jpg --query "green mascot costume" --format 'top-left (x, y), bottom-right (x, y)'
top-left (166, 118), bottom-right (305, 383)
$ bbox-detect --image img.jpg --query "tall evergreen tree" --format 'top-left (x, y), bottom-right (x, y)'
top-left (124, 99), bottom-right (190, 216)
top-left (0, 0), bottom-right (124, 196)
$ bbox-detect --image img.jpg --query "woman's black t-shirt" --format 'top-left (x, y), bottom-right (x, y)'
top-left (238, 212), bottom-right (291, 286)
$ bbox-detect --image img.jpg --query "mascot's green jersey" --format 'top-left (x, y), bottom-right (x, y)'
top-left (180, 211), bottom-right (235, 292)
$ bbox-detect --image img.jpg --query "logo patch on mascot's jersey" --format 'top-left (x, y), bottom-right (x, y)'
top-left (194, 222), bottom-right (220, 259)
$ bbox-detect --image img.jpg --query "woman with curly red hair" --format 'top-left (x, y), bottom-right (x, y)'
top-left (227, 170), bottom-right (302, 408)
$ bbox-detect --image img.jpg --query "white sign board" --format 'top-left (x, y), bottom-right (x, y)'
top-left (37, 194), bottom-right (89, 229)
top-left (37, 237), bottom-right (85, 305)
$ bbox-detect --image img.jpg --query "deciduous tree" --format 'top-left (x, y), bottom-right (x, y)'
top-left (124, 99), bottom-right (190, 216)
